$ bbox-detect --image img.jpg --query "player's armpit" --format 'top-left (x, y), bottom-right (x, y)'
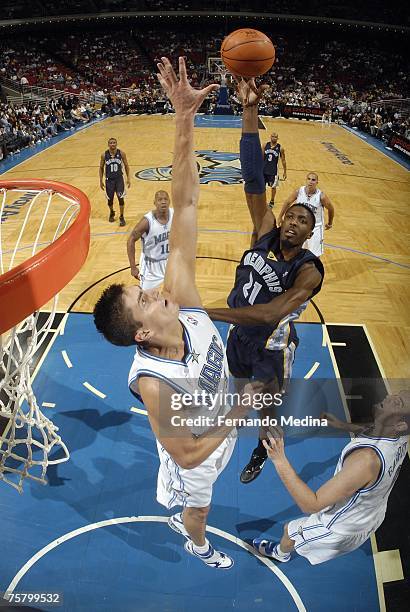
top-left (311, 448), bottom-right (381, 513)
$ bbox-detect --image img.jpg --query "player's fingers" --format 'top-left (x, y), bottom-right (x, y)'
top-left (157, 62), bottom-right (168, 81)
top-left (200, 83), bottom-right (220, 97)
top-left (248, 78), bottom-right (258, 94)
top-left (161, 57), bottom-right (178, 84)
top-left (178, 56), bottom-right (188, 84)
top-left (266, 431), bottom-right (276, 445)
top-left (156, 73), bottom-right (169, 93)
top-left (262, 439), bottom-right (271, 451)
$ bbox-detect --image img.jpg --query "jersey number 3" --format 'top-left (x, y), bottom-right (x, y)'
top-left (243, 271), bottom-right (262, 305)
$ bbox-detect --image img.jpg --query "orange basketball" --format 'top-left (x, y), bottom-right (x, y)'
top-left (221, 28), bottom-right (275, 78)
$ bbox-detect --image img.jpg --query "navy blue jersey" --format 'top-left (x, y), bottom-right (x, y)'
top-left (105, 149), bottom-right (123, 179)
top-left (263, 143), bottom-right (281, 176)
top-left (227, 227), bottom-right (324, 348)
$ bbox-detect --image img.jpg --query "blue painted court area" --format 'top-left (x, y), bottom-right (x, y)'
top-left (0, 314), bottom-right (380, 611)
top-left (195, 114), bottom-right (242, 128)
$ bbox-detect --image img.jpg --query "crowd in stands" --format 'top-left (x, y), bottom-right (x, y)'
top-left (0, 96), bottom-right (101, 161)
top-left (0, 0), bottom-right (407, 26)
top-left (0, 26), bottom-right (408, 161)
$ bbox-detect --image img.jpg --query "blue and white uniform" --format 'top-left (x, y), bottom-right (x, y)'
top-left (296, 185), bottom-right (324, 256)
top-left (139, 209), bottom-right (174, 290)
top-left (128, 308), bottom-right (236, 509)
top-left (288, 432), bottom-right (408, 564)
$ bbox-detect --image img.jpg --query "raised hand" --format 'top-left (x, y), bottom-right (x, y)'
top-left (157, 56), bottom-right (219, 116)
top-left (263, 428), bottom-right (286, 465)
top-left (235, 77), bottom-right (269, 107)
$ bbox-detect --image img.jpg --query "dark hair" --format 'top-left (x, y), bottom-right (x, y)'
top-left (288, 203), bottom-right (316, 230)
top-left (93, 283), bottom-right (140, 346)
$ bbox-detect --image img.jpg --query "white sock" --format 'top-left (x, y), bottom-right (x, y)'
top-left (277, 544), bottom-right (289, 557)
top-left (193, 539), bottom-right (210, 554)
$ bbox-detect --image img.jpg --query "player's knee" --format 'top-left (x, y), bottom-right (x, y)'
top-left (107, 198), bottom-right (114, 207)
top-left (118, 197), bottom-right (125, 206)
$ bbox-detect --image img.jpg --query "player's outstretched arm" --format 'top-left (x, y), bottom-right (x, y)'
top-left (207, 261), bottom-right (322, 325)
top-left (156, 57), bottom-right (218, 307)
top-left (127, 216), bottom-right (149, 279)
top-left (264, 430), bottom-right (380, 514)
top-left (237, 79), bottom-right (270, 244)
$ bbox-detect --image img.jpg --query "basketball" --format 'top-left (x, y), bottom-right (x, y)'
top-left (221, 28), bottom-right (275, 77)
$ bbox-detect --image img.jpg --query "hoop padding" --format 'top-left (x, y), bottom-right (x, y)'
top-left (0, 180), bottom-right (90, 334)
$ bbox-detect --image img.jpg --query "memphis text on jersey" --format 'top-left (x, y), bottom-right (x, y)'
top-left (243, 252), bottom-right (282, 293)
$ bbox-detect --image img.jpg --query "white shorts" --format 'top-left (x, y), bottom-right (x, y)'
top-left (156, 432), bottom-right (237, 509)
top-left (287, 513), bottom-right (372, 565)
top-left (139, 255), bottom-right (167, 290)
top-left (303, 223), bottom-right (324, 257)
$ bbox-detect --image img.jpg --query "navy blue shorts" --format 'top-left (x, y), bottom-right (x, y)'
top-left (226, 326), bottom-right (297, 390)
top-left (106, 176), bottom-right (125, 200)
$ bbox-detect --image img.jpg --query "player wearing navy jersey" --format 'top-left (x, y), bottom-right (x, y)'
top-left (99, 137), bottom-right (131, 226)
top-left (253, 391), bottom-right (409, 565)
top-left (207, 80), bottom-right (324, 484)
top-left (93, 58), bottom-right (258, 570)
top-left (263, 132), bottom-right (287, 208)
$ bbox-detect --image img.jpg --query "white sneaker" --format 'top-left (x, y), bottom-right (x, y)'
top-left (168, 512), bottom-right (191, 540)
top-left (184, 539), bottom-right (234, 570)
top-left (253, 538), bottom-right (291, 562)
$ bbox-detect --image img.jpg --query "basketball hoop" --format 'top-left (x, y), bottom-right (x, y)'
top-left (207, 56), bottom-right (230, 87)
top-left (0, 180), bottom-right (90, 492)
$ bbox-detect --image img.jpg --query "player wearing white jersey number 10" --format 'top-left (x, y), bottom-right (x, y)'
top-left (127, 190), bottom-right (173, 289)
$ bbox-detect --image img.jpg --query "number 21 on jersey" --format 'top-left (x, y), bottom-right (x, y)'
top-left (243, 271), bottom-right (262, 305)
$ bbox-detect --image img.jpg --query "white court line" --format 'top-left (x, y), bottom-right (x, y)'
top-left (83, 382), bottom-right (106, 399)
top-left (321, 324), bottom-right (326, 347)
top-left (324, 324), bottom-right (386, 612)
top-left (5, 516), bottom-right (307, 612)
top-left (362, 325), bottom-right (391, 392)
top-left (41, 402), bottom-right (56, 408)
top-left (130, 406), bottom-right (148, 416)
top-left (331, 342), bottom-right (347, 347)
top-left (304, 362), bottom-right (320, 379)
top-left (59, 313), bottom-right (69, 336)
top-left (61, 350), bottom-right (73, 368)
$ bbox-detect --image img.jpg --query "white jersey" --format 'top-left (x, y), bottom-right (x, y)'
top-left (128, 308), bottom-right (230, 435)
top-left (319, 433), bottom-right (408, 535)
top-left (141, 209), bottom-right (174, 262)
top-left (296, 186), bottom-right (323, 227)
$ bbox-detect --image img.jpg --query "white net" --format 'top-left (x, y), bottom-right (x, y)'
top-left (207, 56), bottom-right (231, 86)
top-left (0, 186), bottom-right (81, 493)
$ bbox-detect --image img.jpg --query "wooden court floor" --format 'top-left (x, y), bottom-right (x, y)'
top-left (2, 114), bottom-right (410, 380)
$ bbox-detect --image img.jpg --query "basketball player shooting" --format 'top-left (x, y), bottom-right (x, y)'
top-left (94, 57), bottom-right (259, 570)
